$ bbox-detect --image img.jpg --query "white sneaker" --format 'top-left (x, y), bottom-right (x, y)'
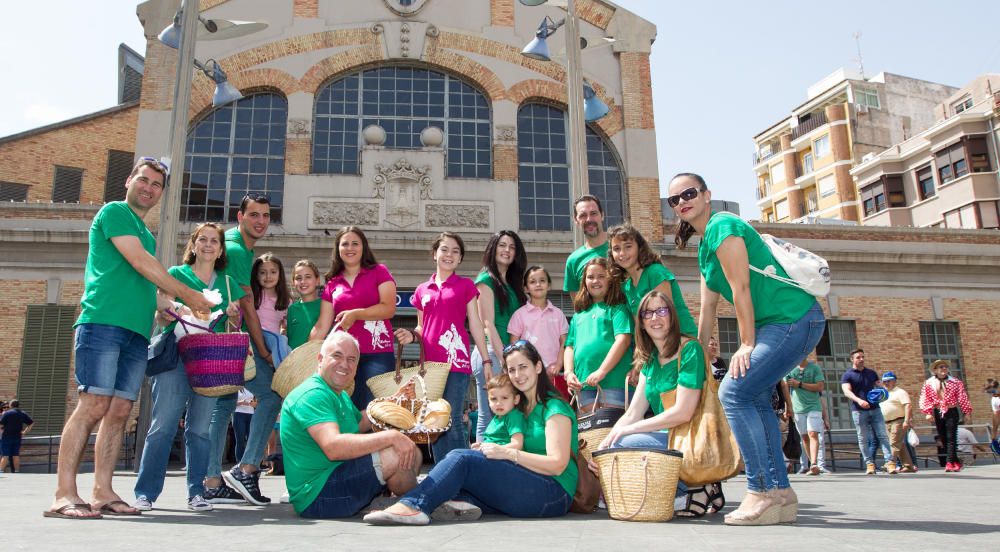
top-left (187, 495), bottom-right (213, 512)
top-left (279, 493), bottom-right (290, 504)
top-left (134, 497), bottom-right (153, 512)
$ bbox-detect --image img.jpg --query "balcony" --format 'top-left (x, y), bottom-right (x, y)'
top-left (752, 140), bottom-right (783, 167)
top-left (791, 112), bottom-right (828, 141)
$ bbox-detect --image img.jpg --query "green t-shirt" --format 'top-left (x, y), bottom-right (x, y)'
top-left (163, 264), bottom-right (245, 335)
top-left (698, 212), bottom-right (815, 327)
top-left (641, 340), bottom-right (706, 414)
top-left (76, 202), bottom-right (157, 339)
top-left (522, 397), bottom-right (578, 497)
top-left (474, 270), bottom-right (521, 346)
top-left (222, 226), bottom-right (254, 288)
top-left (785, 362), bottom-right (824, 413)
top-left (280, 373), bottom-right (361, 514)
top-left (287, 299), bottom-right (322, 349)
top-left (563, 241), bottom-right (609, 293)
top-left (482, 408), bottom-right (527, 445)
top-left (622, 263), bottom-right (698, 336)
top-left (565, 302), bottom-right (633, 390)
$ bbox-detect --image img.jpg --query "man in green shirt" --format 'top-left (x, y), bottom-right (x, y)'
top-left (47, 158), bottom-right (213, 520)
top-left (282, 331), bottom-right (419, 518)
top-left (786, 358), bottom-right (826, 475)
top-left (563, 195), bottom-right (609, 293)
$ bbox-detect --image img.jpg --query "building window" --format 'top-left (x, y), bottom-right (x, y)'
top-left (716, 317), bottom-right (740, 361)
top-left (920, 321), bottom-right (963, 381)
top-left (860, 174), bottom-right (905, 216)
top-left (978, 200), bottom-right (1000, 229)
top-left (770, 160), bottom-right (785, 184)
top-left (774, 198), bottom-right (789, 220)
top-left (855, 87), bottom-right (881, 109)
top-left (814, 319), bottom-right (858, 430)
top-left (104, 150), bottom-right (134, 203)
top-left (806, 188), bottom-right (818, 213)
top-left (17, 305), bottom-right (77, 435)
top-left (817, 173), bottom-right (836, 197)
top-left (0, 181), bottom-right (29, 201)
top-left (52, 166), bottom-right (83, 203)
top-left (312, 66), bottom-right (492, 178)
top-left (953, 96), bottom-right (973, 114)
top-left (801, 151), bottom-right (814, 175)
top-left (935, 142), bottom-right (968, 184)
top-left (967, 136), bottom-right (992, 173)
top-left (916, 165), bottom-right (935, 200)
top-left (516, 103), bottom-right (624, 231)
top-left (184, 93), bottom-right (287, 223)
top-left (813, 134), bottom-right (831, 159)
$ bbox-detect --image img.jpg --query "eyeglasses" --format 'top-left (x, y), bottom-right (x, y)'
top-left (138, 156), bottom-right (170, 176)
top-left (666, 186), bottom-right (702, 207)
top-left (503, 339), bottom-right (530, 355)
top-left (639, 306), bottom-right (671, 320)
top-left (242, 192), bottom-right (271, 204)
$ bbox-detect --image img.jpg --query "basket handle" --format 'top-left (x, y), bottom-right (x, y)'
top-left (609, 453), bottom-right (650, 521)
top-left (216, 307), bottom-right (243, 334)
top-left (394, 331), bottom-right (428, 385)
top-left (166, 308), bottom-right (211, 334)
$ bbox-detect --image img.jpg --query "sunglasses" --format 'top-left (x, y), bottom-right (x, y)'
top-left (666, 186), bottom-right (703, 207)
top-left (639, 306), bottom-right (671, 320)
top-left (242, 192), bottom-right (271, 203)
top-left (138, 156), bottom-right (170, 176)
top-left (503, 339), bottom-right (530, 355)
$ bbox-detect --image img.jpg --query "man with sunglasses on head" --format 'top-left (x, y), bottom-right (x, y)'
top-left (203, 192), bottom-right (278, 506)
top-left (46, 157), bottom-right (215, 519)
top-left (563, 195), bottom-right (608, 293)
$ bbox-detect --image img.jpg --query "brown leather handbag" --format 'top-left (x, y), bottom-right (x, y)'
top-left (570, 437), bottom-right (601, 513)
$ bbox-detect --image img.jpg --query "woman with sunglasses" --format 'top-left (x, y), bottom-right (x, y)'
top-left (669, 173), bottom-right (825, 526)
top-left (363, 340), bottom-right (576, 525)
top-left (597, 290), bottom-right (721, 518)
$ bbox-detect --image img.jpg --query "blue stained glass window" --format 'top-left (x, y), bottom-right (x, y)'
top-left (313, 66), bottom-right (491, 178)
top-left (516, 103), bottom-right (625, 231)
top-left (183, 93), bottom-right (287, 223)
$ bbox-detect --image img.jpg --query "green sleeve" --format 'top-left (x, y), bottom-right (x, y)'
top-left (677, 340), bottom-right (706, 390)
top-left (99, 203), bottom-right (141, 240)
top-left (565, 318), bottom-right (576, 348)
top-left (644, 262), bottom-right (674, 288)
top-left (474, 270), bottom-right (492, 288)
top-left (543, 398), bottom-right (576, 422)
top-left (294, 389), bottom-right (341, 429)
top-left (563, 262), bottom-right (579, 293)
top-left (702, 213), bottom-right (750, 257)
top-left (808, 364), bottom-right (824, 384)
top-left (506, 409), bottom-right (527, 436)
top-left (610, 304), bottom-right (633, 336)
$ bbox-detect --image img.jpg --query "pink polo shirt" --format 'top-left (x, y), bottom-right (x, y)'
top-left (321, 264), bottom-right (395, 354)
top-left (507, 301), bottom-right (568, 368)
top-left (412, 273), bottom-right (479, 374)
top-left (256, 293), bottom-right (287, 334)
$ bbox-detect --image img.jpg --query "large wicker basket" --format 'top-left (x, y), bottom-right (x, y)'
top-left (271, 339), bottom-right (354, 398)
top-left (367, 375), bottom-right (451, 444)
top-left (592, 447), bottom-right (683, 522)
top-left (367, 339), bottom-right (449, 400)
top-left (173, 311), bottom-right (248, 397)
top-left (573, 383), bottom-right (629, 460)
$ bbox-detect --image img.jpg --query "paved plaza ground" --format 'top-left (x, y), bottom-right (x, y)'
top-left (2, 463), bottom-right (998, 551)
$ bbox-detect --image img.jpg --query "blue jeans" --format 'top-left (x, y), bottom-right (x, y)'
top-left (232, 412), bottom-right (252, 462)
top-left (300, 454), bottom-right (384, 519)
top-left (718, 302), bottom-right (825, 493)
top-left (578, 387), bottom-right (627, 409)
top-left (611, 432), bottom-right (687, 496)
top-left (399, 449), bottom-right (571, 517)
top-left (351, 351), bottom-right (396, 411)
top-left (207, 341), bottom-right (282, 476)
top-left (73, 323), bottom-right (148, 401)
top-left (471, 347), bottom-right (500, 441)
top-left (851, 408), bottom-right (893, 466)
top-left (430, 372), bottom-right (470, 462)
top-left (134, 359), bottom-right (217, 500)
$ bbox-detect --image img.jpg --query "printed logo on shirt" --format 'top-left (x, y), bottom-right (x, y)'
top-left (438, 323), bottom-right (469, 369)
top-left (364, 320), bottom-right (391, 350)
top-left (421, 294), bottom-right (431, 308)
top-left (330, 286), bottom-right (344, 299)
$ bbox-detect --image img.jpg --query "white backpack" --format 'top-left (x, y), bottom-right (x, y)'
top-left (748, 234), bottom-right (831, 297)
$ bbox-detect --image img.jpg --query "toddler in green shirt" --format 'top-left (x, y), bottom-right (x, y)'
top-left (473, 374), bottom-right (526, 450)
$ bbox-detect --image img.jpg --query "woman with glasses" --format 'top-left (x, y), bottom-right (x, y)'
top-left (597, 290), bottom-right (721, 518)
top-left (471, 231), bottom-right (528, 442)
top-left (668, 173), bottom-right (825, 526)
top-left (363, 340), bottom-right (576, 525)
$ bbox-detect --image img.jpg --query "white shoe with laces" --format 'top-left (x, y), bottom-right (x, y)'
top-left (134, 497), bottom-right (153, 512)
top-left (187, 495), bottom-right (213, 512)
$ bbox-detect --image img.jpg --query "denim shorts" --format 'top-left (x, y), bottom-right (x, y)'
top-left (1, 437), bottom-right (22, 456)
top-left (299, 452), bottom-right (386, 519)
top-left (74, 323), bottom-right (149, 401)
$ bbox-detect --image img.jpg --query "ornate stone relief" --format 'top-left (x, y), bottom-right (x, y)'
top-left (400, 23), bottom-right (411, 58)
top-left (288, 118), bottom-right (310, 136)
top-left (495, 125), bottom-right (516, 144)
top-left (383, 0), bottom-right (431, 17)
top-left (310, 201), bottom-right (380, 227)
top-left (374, 158), bottom-right (433, 228)
top-left (425, 204), bottom-right (490, 230)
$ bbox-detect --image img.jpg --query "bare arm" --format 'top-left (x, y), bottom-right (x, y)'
top-left (502, 433), bottom-right (524, 451)
top-left (309, 300), bottom-right (334, 341)
top-left (697, 274), bottom-right (720, 349)
top-left (583, 333), bottom-right (632, 388)
top-left (475, 284), bottom-right (503, 373)
top-left (482, 413), bottom-right (572, 476)
top-left (22, 422), bottom-right (32, 436)
top-left (563, 345), bottom-right (580, 392)
top-left (842, 382), bottom-right (870, 409)
top-left (335, 280), bottom-right (397, 330)
top-left (307, 421), bottom-right (417, 469)
top-left (110, 235), bottom-right (214, 313)
top-left (466, 298), bottom-right (490, 369)
top-left (715, 236), bottom-right (756, 377)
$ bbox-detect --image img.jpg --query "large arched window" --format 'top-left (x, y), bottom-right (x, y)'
top-left (517, 103), bottom-right (625, 231)
top-left (313, 66), bottom-right (491, 178)
top-left (183, 93), bottom-right (287, 223)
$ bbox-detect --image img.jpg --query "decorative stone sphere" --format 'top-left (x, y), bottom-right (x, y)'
top-left (363, 124), bottom-right (386, 146)
top-left (420, 126), bottom-right (444, 147)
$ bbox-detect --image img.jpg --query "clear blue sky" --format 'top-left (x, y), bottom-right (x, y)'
top-left (2, 1), bottom-right (999, 218)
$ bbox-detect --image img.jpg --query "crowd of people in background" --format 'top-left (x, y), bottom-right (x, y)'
top-left (39, 158), bottom-right (995, 525)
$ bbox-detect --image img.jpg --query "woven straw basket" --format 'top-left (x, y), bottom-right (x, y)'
top-left (366, 339), bottom-right (449, 400)
top-left (271, 339), bottom-right (355, 398)
top-left (172, 310), bottom-right (248, 397)
top-left (592, 447), bottom-right (683, 522)
top-left (572, 382), bottom-right (629, 460)
top-left (367, 375), bottom-right (451, 444)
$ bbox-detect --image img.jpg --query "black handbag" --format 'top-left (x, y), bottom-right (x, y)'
top-left (783, 418), bottom-right (802, 460)
top-left (146, 330), bottom-right (179, 377)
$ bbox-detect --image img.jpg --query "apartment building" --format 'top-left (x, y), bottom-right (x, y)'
top-left (851, 74), bottom-right (1000, 229)
top-left (752, 68), bottom-right (956, 223)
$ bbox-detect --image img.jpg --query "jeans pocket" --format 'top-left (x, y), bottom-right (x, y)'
top-left (802, 319), bottom-right (827, 355)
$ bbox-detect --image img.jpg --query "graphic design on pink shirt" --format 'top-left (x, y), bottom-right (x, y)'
top-left (320, 264), bottom-right (395, 354)
top-left (412, 273), bottom-right (478, 374)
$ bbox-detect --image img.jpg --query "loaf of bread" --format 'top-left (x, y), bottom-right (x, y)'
top-left (370, 402), bottom-right (417, 430)
top-left (421, 399), bottom-right (452, 430)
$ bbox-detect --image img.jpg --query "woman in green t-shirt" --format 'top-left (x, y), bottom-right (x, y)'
top-left (363, 341), bottom-right (576, 525)
top-left (134, 223), bottom-right (243, 512)
top-left (598, 290), bottom-right (721, 518)
top-left (668, 173), bottom-right (826, 526)
top-left (472, 230), bottom-right (527, 442)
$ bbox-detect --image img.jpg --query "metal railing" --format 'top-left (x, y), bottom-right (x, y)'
top-left (14, 430), bottom-right (136, 474)
top-left (791, 112), bottom-right (828, 141)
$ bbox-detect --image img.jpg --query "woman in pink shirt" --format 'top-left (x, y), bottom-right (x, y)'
top-left (310, 226), bottom-right (397, 410)
top-left (395, 231), bottom-right (489, 461)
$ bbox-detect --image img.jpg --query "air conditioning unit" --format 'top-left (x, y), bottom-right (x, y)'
top-left (855, 103), bottom-right (869, 114)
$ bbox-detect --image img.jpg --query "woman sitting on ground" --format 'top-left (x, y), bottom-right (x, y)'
top-left (363, 340), bottom-right (577, 525)
top-left (598, 290), bottom-right (721, 517)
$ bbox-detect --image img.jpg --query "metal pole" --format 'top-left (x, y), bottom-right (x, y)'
top-left (135, 0), bottom-right (200, 470)
top-left (564, 0), bottom-right (589, 249)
